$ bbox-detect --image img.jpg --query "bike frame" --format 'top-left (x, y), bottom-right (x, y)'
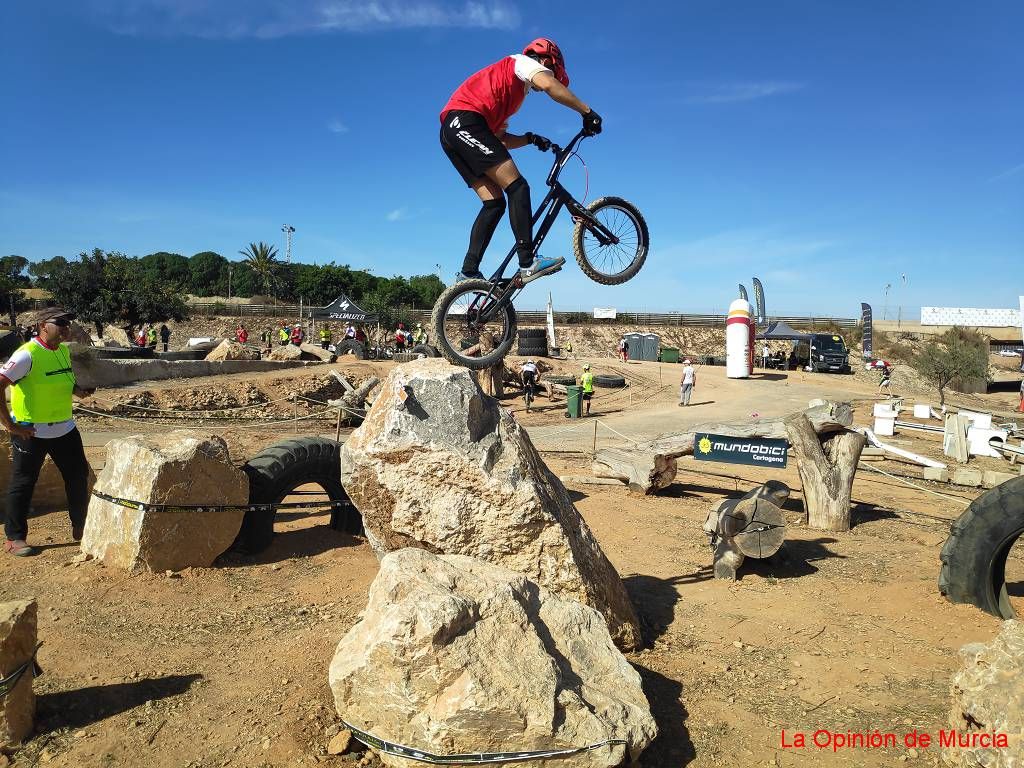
top-left (475, 130), bottom-right (620, 323)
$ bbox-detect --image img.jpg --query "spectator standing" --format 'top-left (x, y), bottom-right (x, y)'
top-left (355, 325), bottom-right (367, 343)
top-left (1017, 377), bottom-right (1023, 413)
top-left (581, 363), bottom-right (595, 416)
top-left (279, 325), bottom-right (290, 346)
top-left (159, 323), bottom-right (171, 352)
top-left (135, 327), bottom-right (146, 347)
top-left (344, 323), bottom-right (356, 340)
top-left (146, 325), bottom-right (158, 349)
top-left (412, 322), bottom-right (426, 346)
top-left (679, 359), bottom-right (696, 406)
top-left (0, 308), bottom-right (93, 556)
top-left (236, 324), bottom-right (248, 344)
top-left (319, 325), bottom-right (332, 350)
top-left (394, 323), bottom-right (409, 351)
top-left (290, 324), bottom-right (304, 346)
top-left (762, 343), bottom-right (770, 369)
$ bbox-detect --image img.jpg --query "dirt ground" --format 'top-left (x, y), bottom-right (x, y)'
top-left (3, 346), bottom-right (1023, 767)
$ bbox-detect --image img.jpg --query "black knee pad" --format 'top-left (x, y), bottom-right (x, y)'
top-left (480, 196), bottom-right (506, 217)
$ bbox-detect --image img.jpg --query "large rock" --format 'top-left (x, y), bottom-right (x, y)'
top-left (205, 339), bottom-right (260, 361)
top-left (81, 431), bottom-right (247, 571)
top-left (944, 620), bottom-right (1023, 766)
top-left (68, 322), bottom-right (94, 346)
top-left (101, 325), bottom-right (132, 347)
top-left (268, 344), bottom-right (302, 361)
top-left (329, 549), bottom-right (657, 767)
top-left (0, 599), bottom-right (37, 749)
top-left (299, 342), bottom-right (336, 362)
top-left (340, 359), bottom-right (642, 650)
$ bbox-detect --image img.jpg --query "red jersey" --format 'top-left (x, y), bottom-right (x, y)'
top-left (440, 55), bottom-right (550, 134)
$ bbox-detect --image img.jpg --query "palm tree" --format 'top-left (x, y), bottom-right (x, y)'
top-left (239, 242), bottom-right (280, 298)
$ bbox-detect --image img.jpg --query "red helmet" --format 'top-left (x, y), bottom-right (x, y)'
top-left (523, 38), bottom-right (569, 87)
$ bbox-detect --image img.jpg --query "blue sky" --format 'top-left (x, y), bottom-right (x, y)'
top-left (1, 1), bottom-right (1021, 316)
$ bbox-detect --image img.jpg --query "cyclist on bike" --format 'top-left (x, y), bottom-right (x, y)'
top-left (520, 359), bottom-right (539, 408)
top-left (440, 38), bottom-right (602, 285)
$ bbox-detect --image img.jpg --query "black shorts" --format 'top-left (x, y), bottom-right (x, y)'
top-left (440, 110), bottom-right (511, 186)
top-left (582, 391), bottom-right (592, 400)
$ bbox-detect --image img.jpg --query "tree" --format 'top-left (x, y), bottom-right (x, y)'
top-left (27, 256), bottom-right (69, 286)
top-left (188, 252), bottom-right (229, 296)
top-left (0, 256), bottom-right (32, 328)
top-left (911, 327), bottom-right (990, 406)
top-left (40, 248), bottom-right (186, 337)
top-left (140, 252), bottom-right (190, 289)
top-left (239, 242), bottom-right (280, 298)
top-left (408, 274), bottom-right (445, 307)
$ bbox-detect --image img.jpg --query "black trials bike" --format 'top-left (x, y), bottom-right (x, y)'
top-left (431, 130), bottom-right (649, 369)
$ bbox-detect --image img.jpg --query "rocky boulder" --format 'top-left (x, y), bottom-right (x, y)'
top-left (944, 619), bottom-right (1023, 766)
top-left (205, 339), bottom-right (261, 362)
top-left (81, 431), bottom-right (248, 572)
top-left (101, 325), bottom-right (132, 347)
top-left (268, 344), bottom-right (303, 362)
top-left (299, 342), bottom-right (336, 362)
top-left (0, 599), bottom-right (37, 749)
top-left (340, 358), bottom-right (642, 650)
top-left (68, 322), bottom-right (95, 346)
top-left (330, 549), bottom-right (656, 767)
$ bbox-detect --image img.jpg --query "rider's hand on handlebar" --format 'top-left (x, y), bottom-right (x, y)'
top-left (582, 109), bottom-right (602, 136)
top-left (525, 132), bottom-right (552, 152)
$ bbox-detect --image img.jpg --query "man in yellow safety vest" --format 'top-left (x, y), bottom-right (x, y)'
top-left (0, 307), bottom-right (94, 556)
top-left (581, 363), bottom-right (594, 416)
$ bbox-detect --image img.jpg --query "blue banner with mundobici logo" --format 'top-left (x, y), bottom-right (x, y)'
top-left (694, 433), bottom-right (788, 468)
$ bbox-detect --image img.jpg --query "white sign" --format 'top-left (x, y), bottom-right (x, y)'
top-left (920, 306), bottom-right (1022, 327)
top-left (593, 307), bottom-right (617, 319)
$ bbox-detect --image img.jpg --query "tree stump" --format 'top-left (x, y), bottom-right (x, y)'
top-left (703, 482), bottom-right (789, 579)
top-left (472, 333), bottom-right (504, 398)
top-left (784, 414), bottom-right (866, 532)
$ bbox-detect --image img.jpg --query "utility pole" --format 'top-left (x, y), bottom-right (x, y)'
top-left (282, 224), bottom-right (296, 263)
top-left (227, 264), bottom-right (233, 300)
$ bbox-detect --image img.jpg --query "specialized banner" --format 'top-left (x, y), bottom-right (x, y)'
top-left (593, 307), bottom-right (617, 319)
top-left (861, 303), bottom-right (873, 360)
top-left (694, 433), bottom-right (788, 468)
top-left (738, 283), bottom-right (748, 301)
top-left (752, 277), bottom-right (766, 325)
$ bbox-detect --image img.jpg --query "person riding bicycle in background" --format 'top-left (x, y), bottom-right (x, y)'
top-left (520, 359), bottom-right (539, 408)
top-left (440, 38), bottom-right (602, 285)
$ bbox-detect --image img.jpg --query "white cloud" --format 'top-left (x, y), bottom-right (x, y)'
top-left (90, 0), bottom-right (520, 38)
top-left (686, 81), bottom-right (805, 104)
top-left (327, 119), bottom-right (348, 134)
top-left (386, 207), bottom-right (408, 222)
top-left (988, 161), bottom-right (1024, 182)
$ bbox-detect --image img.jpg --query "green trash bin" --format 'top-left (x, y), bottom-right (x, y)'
top-left (660, 347), bottom-right (680, 364)
top-left (566, 385), bottom-right (583, 419)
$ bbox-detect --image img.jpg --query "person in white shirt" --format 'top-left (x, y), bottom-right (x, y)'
top-left (679, 359), bottom-right (696, 406)
top-left (762, 343), bottom-right (770, 369)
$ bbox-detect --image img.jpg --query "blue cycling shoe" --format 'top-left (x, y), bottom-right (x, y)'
top-left (518, 256), bottom-right (565, 284)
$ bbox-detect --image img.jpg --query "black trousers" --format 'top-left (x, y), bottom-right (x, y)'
top-left (4, 427), bottom-right (89, 541)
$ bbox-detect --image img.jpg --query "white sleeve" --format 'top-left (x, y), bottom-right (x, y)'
top-left (510, 54), bottom-right (552, 84)
top-left (0, 348), bottom-right (32, 384)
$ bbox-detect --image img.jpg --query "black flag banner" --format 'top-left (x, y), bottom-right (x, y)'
top-left (752, 277), bottom-right (766, 324)
top-left (861, 303), bottom-right (873, 360)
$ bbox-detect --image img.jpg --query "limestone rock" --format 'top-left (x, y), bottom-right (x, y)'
top-left (268, 344), bottom-right (303, 362)
top-left (299, 343), bottom-right (336, 363)
top-left (329, 550), bottom-right (656, 767)
top-left (340, 359), bottom-right (642, 650)
top-left (81, 431), bottom-right (247, 572)
top-left (205, 339), bottom-right (260, 362)
top-left (0, 600), bottom-right (37, 749)
top-left (101, 325), bottom-right (132, 347)
top-left (944, 619), bottom-right (1023, 767)
top-left (68, 322), bottom-right (94, 346)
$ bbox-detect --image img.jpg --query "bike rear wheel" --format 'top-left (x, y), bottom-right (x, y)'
top-left (573, 196), bottom-right (649, 285)
top-left (431, 278), bottom-right (517, 370)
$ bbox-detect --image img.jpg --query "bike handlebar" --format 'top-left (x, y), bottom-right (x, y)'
top-left (544, 129), bottom-right (589, 187)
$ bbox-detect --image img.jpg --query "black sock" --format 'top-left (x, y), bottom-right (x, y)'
top-left (505, 177), bottom-right (533, 267)
top-left (463, 198), bottom-right (505, 274)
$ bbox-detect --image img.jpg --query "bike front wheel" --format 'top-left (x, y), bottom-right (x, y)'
top-left (573, 196), bottom-right (649, 285)
top-left (431, 278), bottom-right (517, 370)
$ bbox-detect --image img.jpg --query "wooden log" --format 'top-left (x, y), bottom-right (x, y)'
top-left (703, 482), bottom-right (789, 580)
top-left (592, 402), bottom-right (854, 495)
top-left (784, 414), bottom-right (866, 532)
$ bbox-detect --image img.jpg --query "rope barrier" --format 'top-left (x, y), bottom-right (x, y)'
top-left (0, 644), bottom-right (42, 699)
top-left (857, 462), bottom-right (972, 506)
top-left (594, 420), bottom-right (643, 444)
top-left (87, 393), bottom-right (296, 414)
top-left (341, 720), bottom-right (626, 765)
top-left (75, 405), bottom-right (341, 430)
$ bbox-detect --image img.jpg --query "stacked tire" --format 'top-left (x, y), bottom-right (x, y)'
top-left (335, 340), bottom-right (366, 360)
top-left (517, 328), bottom-right (547, 357)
